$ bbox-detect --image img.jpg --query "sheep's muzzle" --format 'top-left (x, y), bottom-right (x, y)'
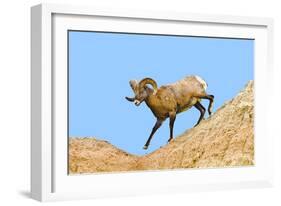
top-left (134, 100), bottom-right (141, 106)
top-left (125, 96), bottom-right (141, 106)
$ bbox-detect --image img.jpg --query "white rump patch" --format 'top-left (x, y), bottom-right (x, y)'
top-left (195, 76), bottom-right (207, 90)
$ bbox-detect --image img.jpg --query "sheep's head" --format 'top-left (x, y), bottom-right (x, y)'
top-left (125, 78), bottom-right (158, 106)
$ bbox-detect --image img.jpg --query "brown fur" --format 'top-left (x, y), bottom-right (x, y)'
top-left (144, 76), bottom-right (207, 120)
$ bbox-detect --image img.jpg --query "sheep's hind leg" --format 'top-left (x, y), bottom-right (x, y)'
top-left (201, 95), bottom-right (214, 115)
top-left (168, 112), bottom-right (176, 143)
top-left (143, 119), bottom-right (163, 150)
top-left (194, 101), bottom-right (206, 127)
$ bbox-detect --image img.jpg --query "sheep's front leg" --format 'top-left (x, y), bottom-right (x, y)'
top-left (143, 119), bottom-right (163, 150)
top-left (168, 112), bottom-right (176, 143)
top-left (194, 101), bottom-right (206, 127)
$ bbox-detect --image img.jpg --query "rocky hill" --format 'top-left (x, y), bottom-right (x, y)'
top-left (69, 81), bottom-right (254, 174)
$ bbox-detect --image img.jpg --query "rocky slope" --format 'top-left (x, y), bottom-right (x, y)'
top-left (69, 81), bottom-right (254, 174)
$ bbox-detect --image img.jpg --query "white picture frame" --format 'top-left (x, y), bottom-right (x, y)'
top-left (31, 3), bottom-right (274, 202)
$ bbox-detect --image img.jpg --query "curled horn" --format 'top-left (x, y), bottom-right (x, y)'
top-left (139, 78), bottom-right (158, 95)
top-left (129, 80), bottom-right (138, 94)
top-left (125, 80), bottom-right (138, 102)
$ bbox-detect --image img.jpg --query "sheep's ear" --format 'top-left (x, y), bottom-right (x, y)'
top-left (129, 80), bottom-right (138, 94)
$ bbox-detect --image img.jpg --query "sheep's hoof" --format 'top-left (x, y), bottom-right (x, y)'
top-left (143, 145), bottom-right (148, 150)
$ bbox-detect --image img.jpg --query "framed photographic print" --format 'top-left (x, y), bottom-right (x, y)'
top-left (31, 3), bottom-right (274, 201)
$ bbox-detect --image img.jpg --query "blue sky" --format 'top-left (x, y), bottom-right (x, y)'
top-left (68, 31), bottom-right (254, 155)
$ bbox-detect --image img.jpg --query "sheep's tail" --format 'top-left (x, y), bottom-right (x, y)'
top-left (194, 76), bottom-right (208, 90)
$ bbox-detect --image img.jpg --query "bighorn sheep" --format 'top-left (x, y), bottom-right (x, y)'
top-left (125, 75), bottom-right (214, 150)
